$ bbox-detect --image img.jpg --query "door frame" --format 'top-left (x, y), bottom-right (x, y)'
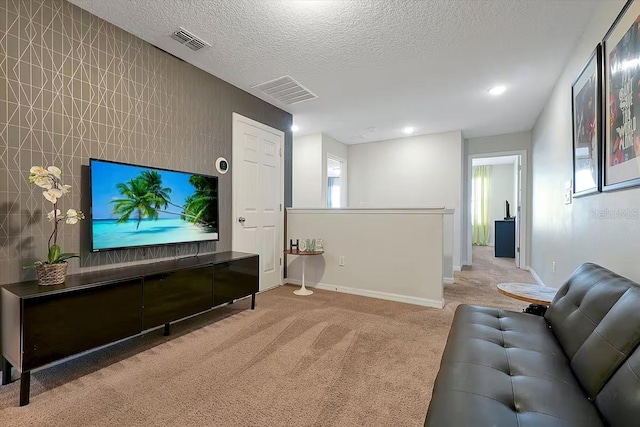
top-left (466, 150), bottom-right (528, 269)
top-left (324, 152), bottom-right (347, 208)
top-left (231, 112), bottom-right (285, 290)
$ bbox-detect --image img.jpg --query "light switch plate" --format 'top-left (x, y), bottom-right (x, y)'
top-left (564, 189), bottom-right (572, 205)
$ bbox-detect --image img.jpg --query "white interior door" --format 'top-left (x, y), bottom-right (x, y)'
top-left (232, 113), bottom-right (284, 291)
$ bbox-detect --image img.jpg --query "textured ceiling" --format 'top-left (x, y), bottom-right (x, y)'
top-left (69, 0), bottom-right (603, 144)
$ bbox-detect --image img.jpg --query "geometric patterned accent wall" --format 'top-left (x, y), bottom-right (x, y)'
top-left (0, 0), bottom-right (292, 285)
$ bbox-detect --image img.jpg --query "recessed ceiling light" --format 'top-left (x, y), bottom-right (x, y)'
top-left (488, 85), bottom-right (507, 96)
top-left (402, 126), bottom-right (415, 135)
top-left (291, 124), bottom-right (299, 132)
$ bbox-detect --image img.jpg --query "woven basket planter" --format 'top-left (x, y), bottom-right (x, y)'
top-left (35, 262), bottom-right (68, 286)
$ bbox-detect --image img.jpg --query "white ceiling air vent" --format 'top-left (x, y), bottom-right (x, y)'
top-left (252, 76), bottom-right (318, 105)
top-left (170, 27), bottom-right (210, 51)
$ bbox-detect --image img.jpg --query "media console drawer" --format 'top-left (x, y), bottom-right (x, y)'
top-left (22, 279), bottom-right (143, 371)
top-left (143, 266), bottom-right (214, 329)
top-left (214, 257), bottom-right (259, 306)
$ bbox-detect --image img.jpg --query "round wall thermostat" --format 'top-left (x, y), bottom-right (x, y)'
top-left (216, 157), bottom-right (229, 174)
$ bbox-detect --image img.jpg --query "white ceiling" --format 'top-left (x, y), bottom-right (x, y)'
top-left (69, 0), bottom-right (602, 144)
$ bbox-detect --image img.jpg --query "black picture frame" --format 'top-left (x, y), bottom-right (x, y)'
top-left (602, 0), bottom-right (640, 192)
top-left (572, 44), bottom-right (602, 197)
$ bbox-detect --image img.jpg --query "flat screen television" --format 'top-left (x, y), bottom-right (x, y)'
top-left (90, 159), bottom-right (219, 252)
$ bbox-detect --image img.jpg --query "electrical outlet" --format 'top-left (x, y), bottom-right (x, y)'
top-left (552, 262), bottom-right (557, 274)
top-left (339, 256), bottom-right (345, 266)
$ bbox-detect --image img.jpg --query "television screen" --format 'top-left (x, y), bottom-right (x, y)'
top-left (90, 159), bottom-right (219, 251)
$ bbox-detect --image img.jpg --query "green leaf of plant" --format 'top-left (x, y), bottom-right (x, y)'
top-left (48, 245), bottom-right (61, 263)
top-left (56, 253), bottom-right (79, 262)
top-left (23, 261), bottom-right (43, 269)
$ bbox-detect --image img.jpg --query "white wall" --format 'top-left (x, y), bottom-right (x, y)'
top-left (531, 0), bottom-right (640, 286)
top-left (322, 134), bottom-right (348, 208)
top-left (293, 133), bottom-right (349, 208)
top-left (348, 131), bottom-right (463, 268)
top-left (467, 132), bottom-right (532, 155)
top-left (487, 164), bottom-right (515, 246)
top-left (286, 208), bottom-right (453, 307)
top-left (293, 133), bottom-right (323, 207)
top-left (463, 132), bottom-right (532, 266)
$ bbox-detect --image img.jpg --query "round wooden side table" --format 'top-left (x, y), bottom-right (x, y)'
top-left (497, 282), bottom-right (559, 315)
top-left (497, 283), bottom-right (559, 305)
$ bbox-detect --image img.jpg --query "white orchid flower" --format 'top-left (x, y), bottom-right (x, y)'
top-left (33, 176), bottom-right (54, 189)
top-left (47, 209), bottom-right (62, 222)
top-left (65, 209), bottom-right (84, 224)
top-left (43, 188), bottom-right (63, 204)
top-left (26, 164), bottom-right (85, 268)
top-left (29, 166), bottom-right (47, 176)
top-left (47, 166), bottom-right (62, 179)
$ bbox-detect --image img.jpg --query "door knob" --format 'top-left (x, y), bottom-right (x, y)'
top-left (238, 217), bottom-right (246, 223)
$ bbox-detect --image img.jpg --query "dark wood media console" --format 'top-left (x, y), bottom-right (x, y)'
top-left (1, 251), bottom-right (259, 406)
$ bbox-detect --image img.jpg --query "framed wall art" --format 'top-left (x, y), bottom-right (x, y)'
top-left (603, 0), bottom-right (640, 191)
top-left (572, 44), bottom-right (602, 197)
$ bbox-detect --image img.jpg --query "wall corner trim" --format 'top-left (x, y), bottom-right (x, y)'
top-left (528, 267), bottom-right (545, 286)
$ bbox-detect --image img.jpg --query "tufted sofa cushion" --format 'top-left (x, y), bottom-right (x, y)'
top-left (545, 263), bottom-right (640, 399)
top-left (425, 305), bottom-right (604, 427)
top-left (595, 343), bottom-right (640, 426)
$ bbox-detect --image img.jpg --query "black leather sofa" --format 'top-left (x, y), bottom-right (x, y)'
top-left (425, 263), bottom-right (640, 427)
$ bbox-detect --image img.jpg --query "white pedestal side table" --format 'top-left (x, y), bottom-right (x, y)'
top-left (284, 249), bottom-right (324, 296)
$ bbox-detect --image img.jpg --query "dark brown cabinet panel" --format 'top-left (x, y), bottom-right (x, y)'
top-left (213, 257), bottom-right (259, 306)
top-left (143, 266), bottom-right (213, 329)
top-left (22, 279), bottom-right (142, 370)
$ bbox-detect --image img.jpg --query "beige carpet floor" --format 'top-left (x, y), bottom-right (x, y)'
top-left (0, 246), bottom-right (535, 426)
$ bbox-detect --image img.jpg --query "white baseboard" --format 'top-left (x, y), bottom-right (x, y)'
top-left (528, 267), bottom-right (545, 286)
top-left (285, 279), bottom-right (444, 309)
top-left (443, 277), bottom-right (454, 285)
top-left (453, 265), bottom-right (462, 272)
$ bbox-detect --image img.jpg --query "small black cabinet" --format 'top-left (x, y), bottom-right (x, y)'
top-left (495, 220), bottom-right (516, 258)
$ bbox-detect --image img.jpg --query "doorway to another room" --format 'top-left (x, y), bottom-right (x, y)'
top-left (468, 153), bottom-right (526, 269)
top-left (326, 155), bottom-right (346, 208)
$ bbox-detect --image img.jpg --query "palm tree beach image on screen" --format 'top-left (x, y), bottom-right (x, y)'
top-left (90, 159), bottom-right (219, 251)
